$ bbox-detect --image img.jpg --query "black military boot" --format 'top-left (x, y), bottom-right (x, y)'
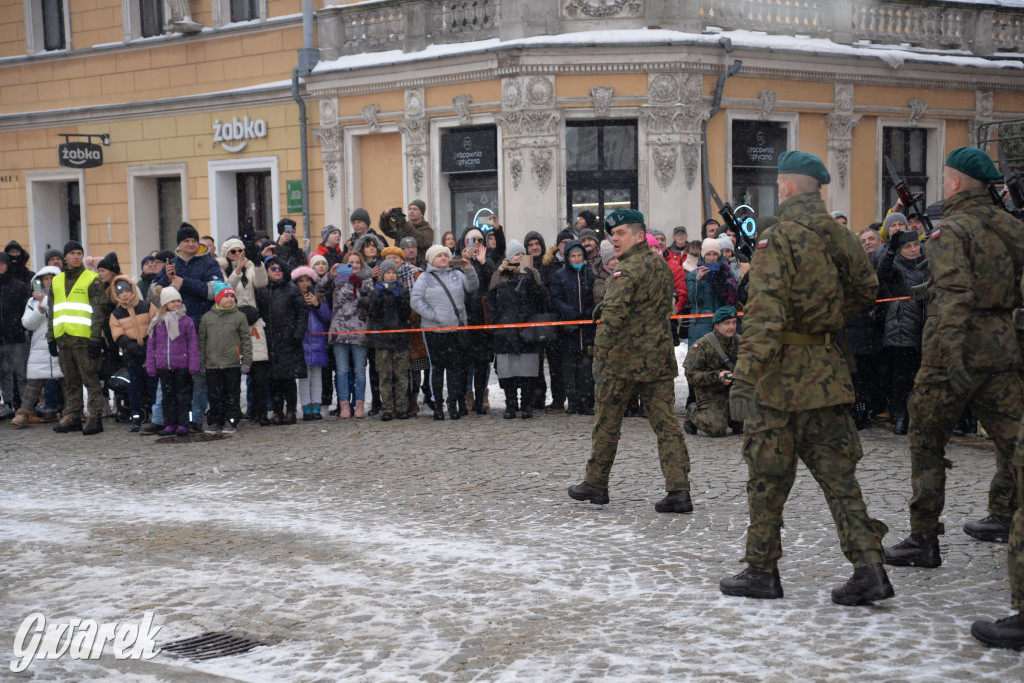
top-left (963, 515), bottom-right (1011, 543)
top-left (447, 400), bottom-right (461, 420)
top-left (683, 405), bottom-right (697, 435)
top-left (502, 383), bottom-right (517, 419)
top-left (654, 490), bottom-right (693, 513)
top-left (971, 613), bottom-right (1024, 651)
top-left (719, 566), bottom-right (783, 600)
top-left (82, 417), bottom-right (104, 435)
top-left (884, 533), bottom-right (941, 568)
top-left (53, 417), bottom-right (83, 433)
top-left (567, 482), bottom-right (609, 505)
top-left (893, 415), bottom-right (908, 436)
top-left (831, 563), bottom-right (895, 606)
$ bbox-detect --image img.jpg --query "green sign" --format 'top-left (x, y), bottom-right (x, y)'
top-left (286, 180), bottom-right (303, 214)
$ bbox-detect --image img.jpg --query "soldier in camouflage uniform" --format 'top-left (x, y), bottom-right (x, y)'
top-left (720, 151), bottom-right (894, 606)
top-left (886, 147), bottom-right (1024, 573)
top-left (683, 306), bottom-right (741, 437)
top-left (567, 208), bottom-right (694, 514)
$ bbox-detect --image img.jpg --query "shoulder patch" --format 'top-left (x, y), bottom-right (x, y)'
top-left (929, 229), bottom-right (941, 240)
top-left (692, 343), bottom-right (699, 349)
top-left (757, 238), bottom-right (769, 249)
top-left (612, 270), bottom-right (622, 278)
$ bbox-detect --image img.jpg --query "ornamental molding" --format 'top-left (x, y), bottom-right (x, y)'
top-left (826, 83), bottom-right (861, 192)
top-left (591, 87), bottom-right (614, 117)
top-left (508, 147), bottom-right (524, 192)
top-left (361, 104), bottom-right (381, 133)
top-left (758, 90), bottom-right (778, 119)
top-left (320, 99), bottom-right (338, 128)
top-left (410, 155), bottom-right (426, 196)
top-left (525, 76), bottom-right (555, 107)
top-left (640, 104), bottom-right (709, 139)
top-left (564, 0), bottom-right (643, 19)
top-left (648, 73), bottom-right (678, 104)
top-left (652, 144), bottom-right (677, 191)
top-left (908, 98), bottom-right (928, 127)
top-left (312, 125), bottom-right (343, 156)
top-left (503, 78), bottom-right (523, 109)
top-left (968, 90), bottom-right (994, 144)
top-left (397, 117), bottom-right (429, 147)
top-left (682, 144), bottom-right (700, 190)
top-left (530, 148), bottom-right (554, 193)
top-left (405, 88), bottom-right (425, 118)
top-left (495, 110), bottom-right (561, 139)
top-left (452, 95), bottom-right (473, 125)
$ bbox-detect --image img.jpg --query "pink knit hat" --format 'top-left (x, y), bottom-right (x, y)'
top-left (290, 265), bottom-right (318, 283)
top-left (645, 233), bottom-right (660, 248)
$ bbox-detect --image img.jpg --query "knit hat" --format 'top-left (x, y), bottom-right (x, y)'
top-left (380, 259), bottom-right (399, 276)
top-left (277, 217), bottom-right (297, 236)
top-left (321, 224), bottom-right (341, 244)
top-left (556, 229), bottom-right (575, 246)
top-left (97, 252), bottom-right (121, 274)
top-left (712, 305), bottom-right (738, 325)
top-left (648, 229), bottom-right (665, 239)
top-left (213, 281), bottom-right (235, 305)
top-left (645, 233), bottom-right (659, 248)
top-left (381, 246), bottom-right (404, 261)
top-left (600, 240), bottom-right (615, 265)
top-left (399, 237), bottom-right (417, 249)
top-left (309, 254), bottom-right (328, 271)
top-left (578, 228), bottom-right (599, 244)
top-left (176, 222), bottom-right (200, 245)
top-left (63, 240), bottom-right (84, 258)
top-left (221, 238), bottom-right (245, 256)
top-left (464, 228), bottom-right (484, 244)
top-left (409, 199), bottom-right (426, 214)
top-left (701, 237), bottom-right (721, 257)
top-left (43, 248), bottom-right (63, 265)
top-left (290, 265), bottom-right (317, 283)
top-left (425, 245), bottom-right (451, 266)
top-left (141, 254), bottom-right (156, 266)
top-left (505, 240), bottom-right (526, 261)
top-left (350, 208), bottom-right (371, 226)
top-left (718, 234), bottom-right (735, 252)
top-left (160, 287), bottom-right (182, 307)
top-left (882, 213), bottom-right (908, 233)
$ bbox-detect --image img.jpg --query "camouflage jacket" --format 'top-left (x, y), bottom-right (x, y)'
top-left (919, 188), bottom-right (1024, 376)
top-left (593, 240), bottom-right (677, 380)
top-left (684, 330), bottom-right (740, 401)
top-left (733, 191), bottom-right (877, 411)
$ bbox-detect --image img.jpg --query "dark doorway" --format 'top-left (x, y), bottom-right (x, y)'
top-left (236, 171), bottom-right (272, 238)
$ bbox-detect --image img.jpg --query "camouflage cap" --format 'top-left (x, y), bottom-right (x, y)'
top-left (777, 150), bottom-right (831, 185)
top-left (605, 208), bottom-right (645, 229)
top-left (945, 146), bottom-right (1002, 182)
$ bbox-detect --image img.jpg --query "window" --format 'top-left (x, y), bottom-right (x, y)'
top-left (882, 127), bottom-right (929, 211)
top-left (139, 0), bottom-right (165, 38)
top-left (157, 177), bottom-right (183, 251)
top-left (41, 0), bottom-right (65, 50)
top-left (26, 0), bottom-right (70, 53)
top-left (231, 0), bottom-right (260, 22)
top-left (566, 121), bottom-right (637, 225)
top-left (236, 171), bottom-right (273, 237)
top-left (731, 120), bottom-right (789, 218)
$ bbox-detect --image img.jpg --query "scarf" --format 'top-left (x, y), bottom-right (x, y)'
top-left (150, 305), bottom-right (186, 341)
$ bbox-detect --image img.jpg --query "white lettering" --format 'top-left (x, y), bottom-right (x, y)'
top-left (10, 613), bottom-right (163, 673)
top-left (213, 115), bottom-right (268, 153)
top-left (90, 623), bottom-right (118, 658)
top-left (69, 620), bottom-right (97, 659)
top-left (126, 613), bottom-right (162, 659)
top-left (10, 612), bottom-right (44, 673)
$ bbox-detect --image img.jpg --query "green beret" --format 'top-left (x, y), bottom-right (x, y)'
top-left (945, 147), bottom-right (1002, 182)
top-left (777, 151), bottom-right (831, 185)
top-left (605, 208), bottom-right (645, 230)
top-left (712, 306), bottom-right (738, 325)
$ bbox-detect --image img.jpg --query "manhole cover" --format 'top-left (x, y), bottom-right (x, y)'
top-left (161, 632), bottom-right (270, 661)
top-left (156, 433), bottom-right (229, 444)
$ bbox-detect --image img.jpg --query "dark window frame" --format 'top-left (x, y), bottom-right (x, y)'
top-left (565, 120), bottom-right (638, 226)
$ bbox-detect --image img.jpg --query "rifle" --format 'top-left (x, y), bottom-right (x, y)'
top-left (707, 181), bottom-right (757, 260)
top-left (996, 145), bottom-right (1024, 220)
top-left (884, 156), bottom-right (935, 233)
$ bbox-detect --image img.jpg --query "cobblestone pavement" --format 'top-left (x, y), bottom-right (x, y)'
top-left (2, 371), bottom-right (1023, 680)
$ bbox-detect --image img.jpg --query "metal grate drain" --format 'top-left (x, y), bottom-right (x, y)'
top-left (161, 632), bottom-right (270, 661)
top-left (156, 433), bottom-right (229, 444)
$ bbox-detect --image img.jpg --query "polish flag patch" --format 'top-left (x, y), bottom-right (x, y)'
top-left (757, 238), bottom-right (769, 249)
top-left (930, 229), bottom-right (941, 240)
top-left (612, 270), bottom-right (622, 278)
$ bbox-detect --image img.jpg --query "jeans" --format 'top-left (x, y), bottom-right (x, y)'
top-left (333, 343), bottom-right (368, 403)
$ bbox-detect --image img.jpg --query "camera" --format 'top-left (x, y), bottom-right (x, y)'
top-left (282, 224), bottom-right (295, 234)
top-left (389, 207), bottom-right (405, 219)
top-left (720, 372), bottom-right (733, 385)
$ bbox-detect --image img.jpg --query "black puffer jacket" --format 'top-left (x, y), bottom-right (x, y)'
top-left (4, 241), bottom-right (34, 285)
top-left (549, 241), bottom-right (596, 355)
top-left (367, 282), bottom-right (412, 350)
top-left (485, 265), bottom-right (547, 355)
top-left (255, 260), bottom-right (309, 380)
top-left (460, 227), bottom-right (497, 364)
top-left (0, 253), bottom-right (30, 345)
top-left (876, 248), bottom-right (929, 349)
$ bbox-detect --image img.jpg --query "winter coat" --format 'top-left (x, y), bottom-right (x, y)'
top-left (255, 273), bottom-right (308, 379)
top-left (301, 293), bottom-right (332, 366)
top-left (459, 227), bottom-right (497, 364)
top-left (271, 239), bottom-right (308, 272)
top-left (21, 284), bottom-right (62, 380)
top-left (198, 305), bottom-right (252, 370)
top-left (224, 258), bottom-right (269, 362)
top-left (485, 265), bottom-right (547, 355)
top-left (150, 243), bottom-right (223, 327)
top-left (4, 241), bottom-right (34, 285)
top-left (368, 282), bottom-right (412, 350)
top-left (108, 275), bottom-right (157, 369)
top-left (539, 245), bottom-right (564, 289)
top-left (593, 263), bottom-right (614, 305)
top-left (146, 309), bottom-right (201, 376)
top-left (318, 266), bottom-right (374, 346)
top-left (378, 213), bottom-right (434, 254)
top-left (550, 241), bottom-right (597, 355)
top-left (0, 253), bottom-right (30, 345)
top-left (667, 258), bottom-right (688, 313)
top-left (876, 249), bottom-right (929, 349)
top-left (685, 259), bottom-right (738, 342)
top-left (411, 263), bottom-right (479, 332)
top-left (312, 242), bottom-right (346, 270)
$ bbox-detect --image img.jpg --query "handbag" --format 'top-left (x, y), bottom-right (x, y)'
top-left (520, 313), bottom-right (557, 344)
top-left (429, 272), bottom-right (470, 345)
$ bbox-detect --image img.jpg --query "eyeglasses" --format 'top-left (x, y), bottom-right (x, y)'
top-left (228, 249), bottom-right (243, 254)
top-left (268, 265), bottom-right (283, 272)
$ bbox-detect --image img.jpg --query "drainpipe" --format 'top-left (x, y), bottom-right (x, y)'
top-left (701, 37), bottom-right (742, 220)
top-left (292, 0), bottom-right (320, 240)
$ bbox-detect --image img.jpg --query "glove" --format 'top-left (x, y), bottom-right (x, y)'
top-left (241, 364), bottom-right (251, 375)
top-left (350, 275), bottom-right (362, 289)
top-left (88, 341), bottom-right (104, 358)
top-left (116, 336), bottom-right (130, 350)
top-left (48, 341), bottom-right (59, 357)
top-left (911, 282), bottom-right (929, 302)
top-left (592, 303), bottom-right (604, 322)
top-left (126, 341), bottom-right (144, 361)
top-left (946, 357), bottom-right (973, 396)
top-left (728, 379), bottom-right (757, 423)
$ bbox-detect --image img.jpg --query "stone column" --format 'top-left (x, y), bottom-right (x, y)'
top-left (312, 99), bottom-right (345, 243)
top-left (495, 76), bottom-right (561, 242)
top-left (641, 73), bottom-right (708, 231)
top-left (826, 83), bottom-right (860, 218)
top-left (398, 88), bottom-right (431, 210)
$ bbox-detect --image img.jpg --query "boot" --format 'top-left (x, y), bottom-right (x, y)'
top-left (482, 390), bottom-right (490, 410)
top-left (520, 388), bottom-right (533, 419)
top-left (311, 403), bottom-right (322, 420)
top-left (893, 416), bottom-right (908, 436)
top-left (11, 408), bottom-right (36, 429)
top-left (368, 392), bottom-right (381, 417)
top-left (884, 533), bottom-right (941, 568)
top-left (381, 412), bottom-right (393, 422)
top-left (82, 417), bottom-right (104, 435)
top-left (852, 402), bottom-right (871, 431)
top-left (971, 613), bottom-right (1024, 651)
top-left (654, 490), bottom-right (693, 514)
top-left (447, 400), bottom-right (461, 420)
top-left (354, 400), bottom-right (366, 418)
top-left (472, 399), bottom-right (487, 415)
top-left (963, 515), bottom-right (1011, 543)
top-left (269, 412), bottom-right (285, 425)
top-left (129, 416), bottom-right (142, 432)
top-left (302, 404), bottom-right (313, 421)
top-left (258, 412), bottom-right (270, 427)
top-left (465, 390), bottom-right (475, 410)
top-left (458, 398), bottom-right (468, 417)
top-left (433, 405), bottom-right (445, 421)
top-left (53, 417), bottom-right (83, 433)
top-left (683, 404), bottom-right (697, 435)
top-left (719, 566), bottom-right (783, 600)
top-left (503, 385), bottom-right (517, 419)
top-left (567, 481), bottom-right (609, 505)
top-left (142, 422), bottom-right (165, 435)
top-left (831, 563), bottom-right (895, 606)
top-left (339, 401), bottom-right (351, 419)
top-left (283, 412), bottom-right (297, 425)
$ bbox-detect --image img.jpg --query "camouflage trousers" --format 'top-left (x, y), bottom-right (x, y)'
top-left (691, 390), bottom-right (733, 437)
top-left (57, 338), bottom-right (105, 420)
top-left (584, 373), bottom-right (691, 492)
top-left (375, 348), bottom-right (410, 414)
top-left (906, 369), bottom-right (1023, 535)
top-left (1011, 466), bottom-right (1024, 611)
top-left (740, 404), bottom-right (887, 571)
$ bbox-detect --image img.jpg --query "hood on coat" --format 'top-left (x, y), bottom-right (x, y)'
top-left (4, 240), bottom-right (29, 268)
top-left (107, 274), bottom-right (140, 307)
top-left (542, 244), bottom-right (561, 267)
top-left (523, 231), bottom-right (547, 256)
top-left (561, 240), bottom-right (586, 270)
top-left (264, 255), bottom-right (293, 283)
top-left (353, 233), bottom-right (387, 257)
top-left (175, 242), bottom-right (210, 262)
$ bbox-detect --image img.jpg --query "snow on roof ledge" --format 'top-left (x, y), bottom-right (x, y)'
top-left (312, 28), bottom-right (1024, 75)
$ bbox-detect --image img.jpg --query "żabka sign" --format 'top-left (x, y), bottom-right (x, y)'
top-left (213, 116), bottom-right (268, 153)
top-left (57, 142), bottom-right (103, 169)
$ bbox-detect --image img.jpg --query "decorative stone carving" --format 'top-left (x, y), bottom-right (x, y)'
top-left (508, 148), bottom-right (524, 192)
top-left (680, 73), bottom-right (703, 105)
top-left (452, 95), bottom-right (473, 125)
top-left (968, 90), bottom-right (994, 145)
top-left (564, 0), bottom-right (643, 19)
top-left (405, 89), bottom-right (425, 118)
top-left (312, 126), bottom-right (342, 155)
top-left (361, 104), bottom-right (381, 133)
top-left (590, 87), bottom-right (614, 118)
top-left (495, 111), bottom-right (561, 139)
top-left (653, 145), bottom-right (678, 191)
top-left (758, 90), bottom-right (778, 120)
top-left (312, 126), bottom-right (343, 201)
top-left (503, 79), bottom-right (523, 109)
top-left (526, 77), bottom-right (554, 107)
top-left (320, 99), bottom-right (338, 128)
top-left (648, 74), bottom-right (678, 105)
top-left (682, 145), bottom-right (700, 190)
top-left (410, 156), bottom-right (426, 196)
top-left (326, 168), bottom-right (339, 201)
top-left (397, 118), bottom-right (428, 146)
top-left (166, 0), bottom-right (202, 33)
top-left (908, 98), bottom-right (928, 127)
top-left (530, 148), bottom-right (553, 193)
top-left (826, 84), bottom-right (861, 192)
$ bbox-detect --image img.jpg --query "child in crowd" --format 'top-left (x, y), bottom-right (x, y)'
top-left (291, 265), bottom-right (331, 420)
top-left (108, 275), bottom-right (158, 431)
top-left (368, 259), bottom-right (411, 421)
top-left (198, 282), bottom-right (252, 435)
top-left (146, 288), bottom-right (200, 436)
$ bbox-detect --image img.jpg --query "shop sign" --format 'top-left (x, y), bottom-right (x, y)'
top-left (441, 129), bottom-right (497, 174)
top-left (213, 116), bottom-right (268, 153)
top-left (286, 180), bottom-right (303, 213)
top-left (57, 142), bottom-right (103, 169)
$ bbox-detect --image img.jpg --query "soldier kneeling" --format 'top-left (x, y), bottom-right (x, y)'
top-left (683, 306), bottom-right (742, 437)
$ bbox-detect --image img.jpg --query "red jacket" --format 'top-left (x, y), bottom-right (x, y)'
top-left (667, 258), bottom-right (687, 312)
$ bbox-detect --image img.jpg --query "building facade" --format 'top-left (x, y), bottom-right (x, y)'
top-left (2, 1), bottom-right (1023, 274)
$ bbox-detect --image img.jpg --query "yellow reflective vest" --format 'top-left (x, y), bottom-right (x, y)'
top-left (52, 270), bottom-right (98, 339)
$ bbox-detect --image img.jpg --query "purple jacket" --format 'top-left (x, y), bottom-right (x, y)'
top-left (146, 315), bottom-right (200, 376)
top-left (302, 298), bottom-right (332, 367)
